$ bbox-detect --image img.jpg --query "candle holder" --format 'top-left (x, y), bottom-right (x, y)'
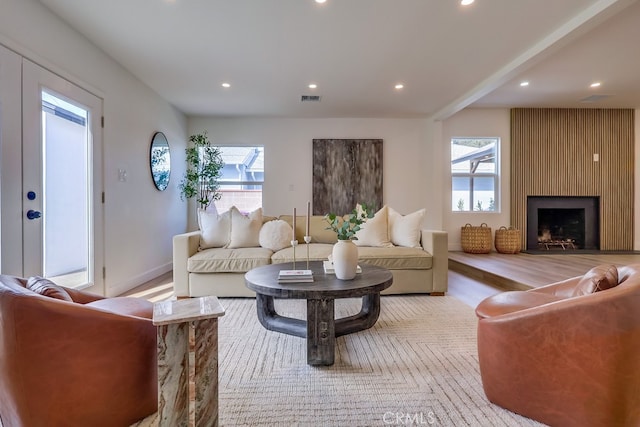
top-left (291, 240), bottom-right (298, 269)
top-left (304, 235), bottom-right (311, 269)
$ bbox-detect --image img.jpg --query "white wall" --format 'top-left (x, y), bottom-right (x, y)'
top-left (187, 117), bottom-right (440, 230)
top-left (0, 0), bottom-right (188, 296)
top-left (441, 108), bottom-right (511, 250)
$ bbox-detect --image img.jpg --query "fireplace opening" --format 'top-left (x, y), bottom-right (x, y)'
top-left (527, 196), bottom-right (599, 251)
top-left (537, 208), bottom-right (584, 250)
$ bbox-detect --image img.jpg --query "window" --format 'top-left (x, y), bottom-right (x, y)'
top-left (214, 146), bottom-right (264, 213)
top-left (451, 137), bottom-right (498, 212)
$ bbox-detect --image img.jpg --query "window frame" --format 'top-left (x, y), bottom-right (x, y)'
top-left (214, 145), bottom-right (264, 213)
top-left (451, 137), bottom-right (500, 213)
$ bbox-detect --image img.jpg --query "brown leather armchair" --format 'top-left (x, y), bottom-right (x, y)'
top-left (0, 275), bottom-right (157, 427)
top-left (475, 264), bottom-right (640, 427)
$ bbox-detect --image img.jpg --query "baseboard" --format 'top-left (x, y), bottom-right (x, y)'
top-left (106, 262), bottom-right (173, 297)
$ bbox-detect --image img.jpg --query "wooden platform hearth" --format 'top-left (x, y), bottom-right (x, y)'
top-left (448, 251), bottom-right (640, 291)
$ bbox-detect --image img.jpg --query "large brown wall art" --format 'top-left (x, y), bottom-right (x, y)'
top-left (312, 139), bottom-right (383, 216)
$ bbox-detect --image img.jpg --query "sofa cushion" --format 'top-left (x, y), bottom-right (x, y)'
top-left (354, 205), bottom-right (393, 248)
top-left (262, 215), bottom-right (277, 223)
top-left (228, 207), bottom-right (263, 248)
top-left (85, 297), bottom-right (153, 319)
top-left (26, 276), bottom-right (73, 301)
top-left (188, 247), bottom-right (273, 273)
top-left (388, 207), bottom-right (425, 248)
top-left (308, 215), bottom-right (339, 243)
top-left (356, 246), bottom-right (432, 270)
top-left (572, 264), bottom-right (618, 296)
top-left (271, 243), bottom-right (334, 263)
top-left (475, 291), bottom-right (564, 319)
top-left (279, 215), bottom-right (338, 244)
top-left (198, 208), bottom-right (231, 249)
top-left (259, 219), bottom-right (293, 251)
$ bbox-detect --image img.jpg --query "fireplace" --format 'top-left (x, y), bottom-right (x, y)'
top-left (526, 196), bottom-right (600, 251)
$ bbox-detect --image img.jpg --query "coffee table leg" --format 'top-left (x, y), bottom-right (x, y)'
top-left (335, 293), bottom-right (381, 337)
top-left (307, 298), bottom-right (335, 366)
top-left (255, 293), bottom-right (306, 338)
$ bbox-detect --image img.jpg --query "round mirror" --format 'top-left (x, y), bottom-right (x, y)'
top-left (150, 132), bottom-right (171, 191)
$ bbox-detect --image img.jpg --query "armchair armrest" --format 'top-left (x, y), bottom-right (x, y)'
top-left (173, 231), bottom-right (201, 297)
top-left (528, 275), bottom-right (582, 298)
top-left (421, 230), bottom-right (448, 293)
top-left (64, 286), bottom-right (105, 304)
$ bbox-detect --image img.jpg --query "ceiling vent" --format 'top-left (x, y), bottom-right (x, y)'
top-left (301, 95), bottom-right (321, 102)
top-left (580, 94), bottom-right (612, 103)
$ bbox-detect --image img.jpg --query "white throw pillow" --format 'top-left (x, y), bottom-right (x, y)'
top-left (259, 220), bottom-right (293, 251)
top-left (388, 207), bottom-right (425, 248)
top-left (228, 206), bottom-right (263, 248)
top-left (198, 208), bottom-right (231, 249)
top-left (354, 205), bottom-right (393, 247)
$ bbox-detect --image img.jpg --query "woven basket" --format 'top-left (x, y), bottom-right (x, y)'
top-left (460, 223), bottom-right (492, 254)
top-left (494, 226), bottom-right (521, 254)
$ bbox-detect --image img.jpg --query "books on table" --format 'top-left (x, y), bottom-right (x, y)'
top-left (323, 261), bottom-right (362, 274)
top-left (278, 269), bottom-right (314, 283)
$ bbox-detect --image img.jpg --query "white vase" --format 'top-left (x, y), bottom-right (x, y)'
top-left (332, 239), bottom-right (358, 280)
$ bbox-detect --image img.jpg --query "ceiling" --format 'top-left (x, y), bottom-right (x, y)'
top-left (38, 0), bottom-right (640, 119)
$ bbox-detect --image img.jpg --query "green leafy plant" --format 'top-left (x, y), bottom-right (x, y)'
top-left (325, 204), bottom-right (375, 240)
top-left (178, 131), bottom-right (224, 210)
top-left (457, 198), bottom-right (465, 211)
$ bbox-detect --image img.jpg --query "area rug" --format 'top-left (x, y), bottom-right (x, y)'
top-left (213, 296), bottom-right (544, 427)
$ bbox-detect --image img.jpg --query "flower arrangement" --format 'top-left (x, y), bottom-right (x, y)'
top-left (325, 204), bottom-right (374, 240)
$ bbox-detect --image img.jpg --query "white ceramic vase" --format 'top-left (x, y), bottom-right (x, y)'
top-left (332, 239), bottom-right (358, 280)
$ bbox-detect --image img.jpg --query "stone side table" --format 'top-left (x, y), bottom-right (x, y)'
top-left (153, 296), bottom-right (225, 427)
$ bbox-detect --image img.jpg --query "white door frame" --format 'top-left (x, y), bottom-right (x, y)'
top-left (21, 59), bottom-right (104, 293)
top-left (0, 45), bottom-right (23, 276)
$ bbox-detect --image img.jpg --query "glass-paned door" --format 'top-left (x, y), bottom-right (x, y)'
top-left (22, 59), bottom-right (104, 292)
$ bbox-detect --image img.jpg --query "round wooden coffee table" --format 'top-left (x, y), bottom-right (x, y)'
top-left (245, 261), bottom-right (393, 366)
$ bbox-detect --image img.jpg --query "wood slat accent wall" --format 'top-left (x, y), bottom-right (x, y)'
top-left (511, 108), bottom-right (634, 251)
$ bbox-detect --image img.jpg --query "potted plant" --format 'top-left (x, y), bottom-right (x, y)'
top-left (178, 131), bottom-right (225, 210)
top-left (325, 204), bottom-right (373, 240)
top-left (325, 204), bottom-right (374, 280)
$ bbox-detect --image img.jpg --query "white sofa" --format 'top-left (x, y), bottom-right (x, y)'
top-left (173, 207), bottom-right (448, 298)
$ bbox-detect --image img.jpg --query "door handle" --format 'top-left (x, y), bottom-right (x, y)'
top-left (26, 210), bottom-right (41, 220)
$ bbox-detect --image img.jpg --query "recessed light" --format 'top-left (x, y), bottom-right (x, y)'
top-left (221, 83), bottom-right (231, 88)
top-left (590, 82), bottom-right (601, 88)
top-left (315, 0), bottom-right (326, 3)
top-left (461, 0), bottom-right (474, 5)
top-left (395, 83), bottom-right (404, 90)
top-left (308, 83), bottom-right (318, 89)
top-left (520, 81), bottom-right (529, 87)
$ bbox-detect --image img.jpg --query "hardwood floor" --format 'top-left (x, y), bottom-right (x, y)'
top-left (447, 270), bottom-right (502, 309)
top-left (121, 251), bottom-right (640, 310)
top-left (449, 250), bottom-right (640, 288)
top-left (119, 271), bottom-right (174, 302)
